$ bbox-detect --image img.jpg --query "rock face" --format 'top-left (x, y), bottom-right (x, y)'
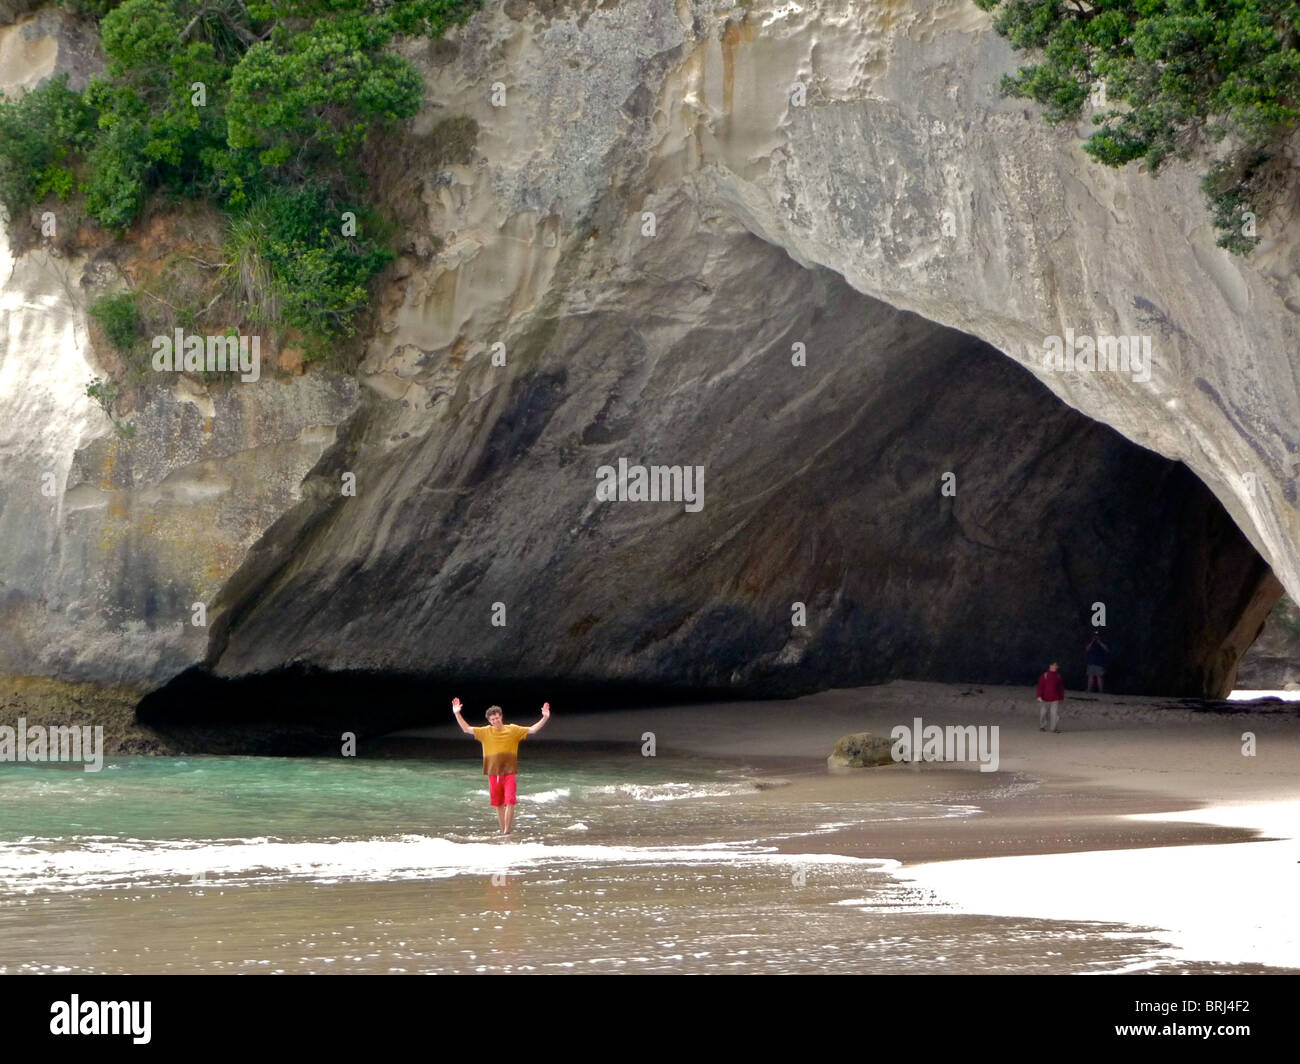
top-left (0, 3), bottom-right (100, 94)
top-left (1237, 596), bottom-right (1300, 689)
top-left (2, 2), bottom-right (1298, 720)
top-left (828, 732), bottom-right (897, 770)
top-left (193, 220), bottom-right (1274, 703)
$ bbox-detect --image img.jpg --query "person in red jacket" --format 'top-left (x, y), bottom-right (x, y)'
top-left (1036, 661), bottom-right (1065, 733)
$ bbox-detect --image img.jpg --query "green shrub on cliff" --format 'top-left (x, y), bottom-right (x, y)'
top-left (973, 0), bottom-right (1300, 253)
top-left (0, 75), bottom-right (93, 217)
top-left (227, 27), bottom-right (422, 167)
top-left (76, 0), bottom-right (232, 226)
top-left (227, 185), bottom-right (393, 343)
top-left (0, 0), bottom-right (480, 349)
top-left (88, 291), bottom-right (142, 354)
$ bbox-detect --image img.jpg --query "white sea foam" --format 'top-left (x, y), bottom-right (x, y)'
top-left (459, 779), bottom-right (755, 804)
top-left (524, 788), bottom-right (571, 804)
top-left (581, 780), bottom-right (761, 802)
top-left (0, 834), bottom-right (889, 893)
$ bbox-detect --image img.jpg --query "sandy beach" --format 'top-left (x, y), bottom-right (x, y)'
top-left (398, 679), bottom-right (1300, 970)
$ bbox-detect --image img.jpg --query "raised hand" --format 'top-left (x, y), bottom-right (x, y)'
top-left (541, 702), bottom-right (551, 715)
top-left (452, 697), bottom-right (462, 714)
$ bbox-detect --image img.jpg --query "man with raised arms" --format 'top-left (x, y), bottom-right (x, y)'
top-left (452, 698), bottom-right (551, 834)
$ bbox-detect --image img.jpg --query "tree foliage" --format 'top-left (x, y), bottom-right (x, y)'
top-left (0, 75), bottom-right (93, 216)
top-left (230, 184), bottom-right (395, 341)
top-left (974, 0), bottom-right (1300, 252)
top-left (0, 0), bottom-right (480, 346)
top-left (88, 291), bottom-right (143, 353)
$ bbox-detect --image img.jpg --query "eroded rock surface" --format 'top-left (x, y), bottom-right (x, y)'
top-left (1, 2), bottom-right (1296, 714)
top-left (1237, 596), bottom-right (1300, 689)
top-left (200, 212), bottom-right (1273, 699)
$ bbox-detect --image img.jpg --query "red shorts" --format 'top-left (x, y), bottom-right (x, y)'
top-left (488, 774), bottom-right (517, 806)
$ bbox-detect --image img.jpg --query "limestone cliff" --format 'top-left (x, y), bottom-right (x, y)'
top-left (2, 1), bottom-right (1297, 722)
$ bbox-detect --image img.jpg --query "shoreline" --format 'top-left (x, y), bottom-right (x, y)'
top-left (396, 678), bottom-right (1300, 865)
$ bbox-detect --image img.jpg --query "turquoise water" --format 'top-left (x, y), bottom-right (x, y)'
top-left (0, 751), bottom-right (944, 892)
top-left (0, 754), bottom-right (612, 843)
top-left (0, 750), bottom-right (788, 847)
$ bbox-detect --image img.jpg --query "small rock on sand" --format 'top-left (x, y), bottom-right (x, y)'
top-left (827, 732), bottom-right (896, 770)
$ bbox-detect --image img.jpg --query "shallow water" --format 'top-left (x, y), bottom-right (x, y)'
top-left (0, 751), bottom-right (1286, 973)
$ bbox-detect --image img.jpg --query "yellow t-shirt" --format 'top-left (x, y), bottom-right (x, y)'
top-left (472, 723), bottom-right (530, 775)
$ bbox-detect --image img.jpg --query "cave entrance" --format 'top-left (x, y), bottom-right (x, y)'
top-left (131, 228), bottom-right (1282, 739)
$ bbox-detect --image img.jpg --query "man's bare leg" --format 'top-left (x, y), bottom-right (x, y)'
top-left (503, 803), bottom-right (516, 834)
top-left (496, 805), bottom-right (507, 834)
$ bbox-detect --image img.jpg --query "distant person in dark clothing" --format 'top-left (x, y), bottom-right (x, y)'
top-left (1085, 631), bottom-right (1109, 693)
top-left (1036, 661), bottom-right (1065, 733)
